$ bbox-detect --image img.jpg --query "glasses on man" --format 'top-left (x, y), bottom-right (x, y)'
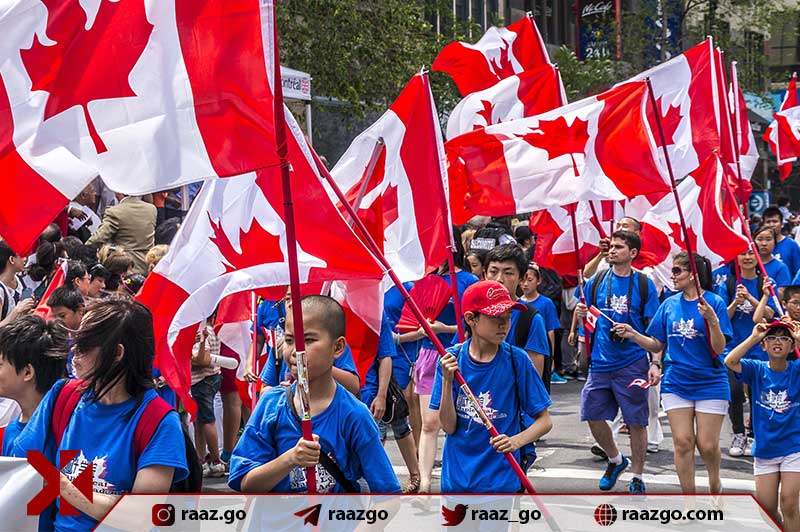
top-left (764, 335), bottom-right (793, 344)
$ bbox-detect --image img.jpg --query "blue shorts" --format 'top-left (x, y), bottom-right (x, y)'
top-left (580, 356), bottom-right (649, 426)
top-left (191, 373), bottom-right (221, 424)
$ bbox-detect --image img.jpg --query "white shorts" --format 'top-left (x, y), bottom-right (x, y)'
top-left (754, 452), bottom-right (800, 476)
top-left (661, 393), bottom-right (728, 415)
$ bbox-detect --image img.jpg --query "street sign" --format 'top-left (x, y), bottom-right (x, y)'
top-left (749, 191), bottom-right (769, 215)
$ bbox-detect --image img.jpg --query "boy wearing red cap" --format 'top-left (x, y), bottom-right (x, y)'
top-left (726, 320), bottom-right (800, 530)
top-left (431, 280), bottom-right (552, 493)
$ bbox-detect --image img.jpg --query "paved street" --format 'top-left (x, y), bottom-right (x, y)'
top-left (205, 378), bottom-right (756, 494)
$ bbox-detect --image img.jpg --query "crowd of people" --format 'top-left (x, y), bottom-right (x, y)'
top-left (1, 182), bottom-right (800, 530)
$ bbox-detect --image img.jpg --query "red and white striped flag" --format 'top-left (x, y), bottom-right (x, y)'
top-left (764, 74), bottom-right (799, 180)
top-left (585, 305), bottom-right (602, 334)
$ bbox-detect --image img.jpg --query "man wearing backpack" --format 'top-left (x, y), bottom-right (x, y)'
top-left (575, 231), bottom-right (660, 494)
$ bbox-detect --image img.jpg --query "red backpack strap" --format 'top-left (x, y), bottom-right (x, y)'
top-left (133, 395), bottom-right (174, 462)
top-left (51, 379), bottom-right (87, 449)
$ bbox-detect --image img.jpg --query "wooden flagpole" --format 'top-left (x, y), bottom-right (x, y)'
top-left (249, 292), bottom-right (258, 411)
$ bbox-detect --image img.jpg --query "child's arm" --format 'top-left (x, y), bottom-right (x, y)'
top-left (332, 367), bottom-right (361, 397)
top-left (753, 278), bottom-right (776, 323)
top-left (547, 330), bottom-right (555, 357)
top-left (191, 329), bottom-right (211, 367)
top-left (438, 354), bottom-right (459, 435)
top-left (568, 309), bottom-right (578, 345)
top-left (240, 435), bottom-right (321, 493)
top-left (369, 356), bottom-right (392, 421)
top-left (490, 409), bottom-right (553, 454)
top-left (725, 322), bottom-right (769, 373)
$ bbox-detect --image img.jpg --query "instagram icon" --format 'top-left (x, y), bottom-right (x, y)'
top-left (152, 504), bottom-right (176, 527)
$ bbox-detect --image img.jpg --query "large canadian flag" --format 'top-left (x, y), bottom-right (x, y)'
top-left (0, 0), bottom-right (280, 253)
top-left (621, 39), bottom-right (719, 183)
top-left (445, 65), bottom-right (565, 140)
top-left (137, 108), bottom-right (383, 413)
top-left (433, 14), bottom-right (550, 96)
top-left (633, 154), bottom-right (750, 290)
top-left (764, 74), bottom-right (799, 180)
top-left (329, 73), bottom-right (451, 283)
top-left (772, 106), bottom-right (800, 158)
top-left (446, 81), bottom-right (670, 224)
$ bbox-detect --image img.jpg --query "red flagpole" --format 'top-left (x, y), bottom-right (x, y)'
top-left (270, 2), bottom-right (315, 493)
top-left (421, 72), bottom-right (465, 342)
top-left (646, 78), bottom-right (718, 366)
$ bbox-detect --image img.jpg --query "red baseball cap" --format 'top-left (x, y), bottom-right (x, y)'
top-left (461, 280), bottom-right (527, 317)
top-left (766, 320), bottom-right (795, 334)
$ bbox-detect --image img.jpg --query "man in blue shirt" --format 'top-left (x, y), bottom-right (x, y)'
top-left (575, 231), bottom-right (660, 495)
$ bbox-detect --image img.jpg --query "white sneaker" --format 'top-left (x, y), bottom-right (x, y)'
top-left (728, 433), bottom-right (747, 457)
top-left (202, 462), bottom-right (211, 477)
top-left (207, 461), bottom-right (226, 477)
top-left (744, 437), bottom-right (753, 457)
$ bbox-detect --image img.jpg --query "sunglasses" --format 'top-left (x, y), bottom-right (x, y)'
top-left (671, 267), bottom-right (688, 276)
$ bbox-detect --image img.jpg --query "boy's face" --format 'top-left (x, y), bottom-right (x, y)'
top-left (0, 353), bottom-right (29, 399)
top-left (761, 329), bottom-right (794, 358)
top-left (466, 310), bottom-right (511, 347)
top-left (763, 214), bottom-right (783, 231)
top-left (283, 309), bottom-right (345, 382)
top-left (485, 260), bottom-right (521, 296)
top-left (785, 294), bottom-right (800, 320)
top-left (51, 306), bottom-right (84, 330)
top-left (519, 270), bottom-right (540, 296)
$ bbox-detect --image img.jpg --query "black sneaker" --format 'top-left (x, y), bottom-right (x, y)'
top-left (590, 444), bottom-right (608, 460)
top-left (629, 477), bottom-right (646, 495)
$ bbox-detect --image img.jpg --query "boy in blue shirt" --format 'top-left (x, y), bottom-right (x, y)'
top-left (229, 295), bottom-right (400, 494)
top-left (726, 320), bottom-right (800, 531)
top-left (519, 262), bottom-right (563, 383)
top-left (432, 281), bottom-right (552, 493)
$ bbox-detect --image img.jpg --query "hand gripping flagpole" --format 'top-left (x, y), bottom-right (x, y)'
top-left (645, 78), bottom-right (719, 367)
top-left (421, 70), bottom-right (465, 342)
top-left (270, 4), bottom-right (315, 493)
top-left (310, 149), bottom-right (561, 532)
top-left (567, 204), bottom-right (593, 360)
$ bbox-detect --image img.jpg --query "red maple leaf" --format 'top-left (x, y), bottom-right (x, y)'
top-left (518, 116), bottom-right (590, 176)
top-left (488, 38), bottom-right (516, 80)
top-left (667, 221), bottom-right (699, 252)
top-left (208, 214), bottom-right (284, 274)
top-left (382, 182), bottom-right (399, 229)
top-left (21, 0), bottom-right (154, 154)
top-left (646, 96), bottom-right (683, 148)
top-left (473, 99), bottom-right (501, 130)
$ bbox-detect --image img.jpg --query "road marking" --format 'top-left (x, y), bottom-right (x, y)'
top-left (528, 467), bottom-right (755, 492)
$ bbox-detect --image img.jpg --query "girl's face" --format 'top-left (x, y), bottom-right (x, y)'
top-left (71, 345), bottom-right (100, 380)
top-left (519, 270), bottom-right (540, 298)
top-left (73, 273), bottom-right (91, 296)
top-left (467, 254), bottom-right (484, 279)
top-left (87, 276), bottom-right (105, 298)
top-left (466, 310), bottom-right (511, 346)
top-left (755, 232), bottom-right (775, 256)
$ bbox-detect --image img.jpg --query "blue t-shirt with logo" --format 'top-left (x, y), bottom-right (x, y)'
top-left (715, 276), bottom-right (773, 361)
top-left (646, 291), bottom-right (733, 401)
top-left (507, 304), bottom-right (550, 356)
top-left (764, 258), bottom-right (791, 289)
top-left (420, 271), bottom-right (479, 351)
top-left (228, 383), bottom-right (400, 494)
top-left (255, 299), bottom-right (285, 334)
top-left (260, 344), bottom-right (358, 386)
top-left (580, 270), bottom-right (660, 372)
top-left (360, 315), bottom-right (397, 407)
top-left (712, 265), bottom-right (730, 292)
top-left (525, 294), bottom-right (560, 332)
top-left (13, 386), bottom-right (188, 531)
top-left (735, 359), bottom-right (800, 459)
top-left (430, 340), bottom-right (551, 493)
top-left (775, 237), bottom-right (800, 279)
top-left (384, 283), bottom-right (418, 389)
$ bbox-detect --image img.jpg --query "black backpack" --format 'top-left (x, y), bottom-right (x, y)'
top-left (537, 266), bottom-right (563, 303)
top-left (513, 304), bottom-right (540, 350)
top-left (471, 225), bottom-right (511, 251)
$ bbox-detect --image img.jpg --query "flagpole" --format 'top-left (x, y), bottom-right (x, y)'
top-left (646, 78), bottom-right (718, 367)
top-left (311, 152), bottom-right (560, 530)
top-left (250, 292), bottom-right (258, 411)
top-left (270, 3), bottom-right (316, 494)
top-left (567, 204), bottom-right (593, 362)
top-left (352, 138), bottom-right (386, 211)
top-left (421, 72), bottom-right (465, 342)
top-left (729, 62), bottom-right (749, 216)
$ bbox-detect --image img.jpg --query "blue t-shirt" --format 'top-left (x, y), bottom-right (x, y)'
top-left (255, 299), bottom-right (285, 334)
top-left (764, 258), bottom-right (791, 289)
top-left (153, 366), bottom-right (177, 408)
top-left (646, 291), bottom-right (733, 401)
top-left (13, 385), bottom-right (188, 531)
top-left (2, 418), bottom-right (24, 456)
top-left (712, 266), bottom-right (730, 292)
top-left (261, 344), bottom-right (358, 386)
top-left (360, 315), bottom-right (396, 407)
top-left (430, 340), bottom-right (551, 493)
top-left (383, 283), bottom-right (419, 389)
top-left (715, 276), bottom-right (773, 361)
top-left (420, 271), bottom-right (479, 350)
top-left (735, 359), bottom-right (800, 459)
top-left (775, 237), bottom-right (800, 278)
top-left (524, 294), bottom-right (560, 332)
top-left (228, 383), bottom-right (400, 494)
top-left (507, 305), bottom-right (550, 357)
top-left (580, 270), bottom-right (660, 372)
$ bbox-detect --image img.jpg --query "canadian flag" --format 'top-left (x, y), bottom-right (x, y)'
top-left (0, 0), bottom-right (281, 253)
top-left (433, 14), bottom-right (550, 97)
top-left (633, 153), bottom-right (750, 290)
top-left (329, 74), bottom-right (451, 283)
top-left (137, 108), bottom-right (383, 413)
top-left (772, 106), bottom-right (800, 157)
top-left (33, 260), bottom-right (67, 320)
top-left (445, 65), bottom-right (565, 140)
top-left (765, 74), bottom-right (799, 180)
top-left (585, 305), bottom-right (602, 334)
top-left (621, 39), bottom-right (720, 183)
top-left (447, 81), bottom-right (670, 224)
top-left (729, 61), bottom-right (759, 183)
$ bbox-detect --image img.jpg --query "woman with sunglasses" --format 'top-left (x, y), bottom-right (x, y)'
top-left (13, 298), bottom-right (188, 530)
top-left (615, 252), bottom-right (732, 497)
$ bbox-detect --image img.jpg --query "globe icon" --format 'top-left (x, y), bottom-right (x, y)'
top-left (594, 503), bottom-right (618, 526)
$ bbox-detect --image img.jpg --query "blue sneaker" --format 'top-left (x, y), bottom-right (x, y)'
top-left (629, 477), bottom-right (646, 495)
top-left (599, 455), bottom-right (629, 491)
top-left (550, 373), bottom-right (568, 384)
